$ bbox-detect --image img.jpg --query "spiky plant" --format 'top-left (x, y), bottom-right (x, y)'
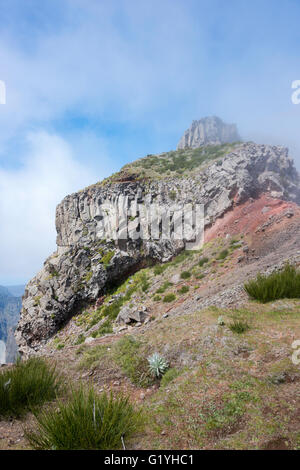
top-left (148, 353), bottom-right (169, 378)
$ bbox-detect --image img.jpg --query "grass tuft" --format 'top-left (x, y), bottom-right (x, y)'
top-left (199, 257), bottom-right (209, 267)
top-left (160, 368), bottom-right (181, 387)
top-left (178, 285), bottom-right (189, 294)
top-left (217, 249), bottom-right (229, 260)
top-left (180, 271), bottom-right (191, 279)
top-left (113, 336), bottom-right (154, 387)
top-left (244, 263), bottom-right (300, 303)
top-left (163, 293), bottom-right (176, 303)
top-left (26, 386), bottom-right (143, 450)
top-left (0, 357), bottom-right (61, 418)
top-left (229, 320), bottom-right (250, 334)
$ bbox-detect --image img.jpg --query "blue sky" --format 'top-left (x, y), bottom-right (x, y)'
top-left (0, 0), bottom-right (300, 284)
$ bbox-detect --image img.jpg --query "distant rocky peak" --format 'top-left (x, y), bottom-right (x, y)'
top-left (177, 116), bottom-right (241, 150)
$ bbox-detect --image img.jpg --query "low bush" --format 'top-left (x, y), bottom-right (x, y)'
top-left (156, 281), bottom-right (173, 294)
top-left (229, 320), bottom-right (250, 334)
top-left (0, 357), bottom-right (61, 418)
top-left (78, 345), bottom-right (108, 369)
top-left (199, 257), bottom-right (209, 267)
top-left (154, 265), bottom-right (166, 275)
top-left (217, 249), bottom-right (229, 260)
top-left (148, 353), bottom-right (169, 378)
top-left (91, 319), bottom-right (113, 338)
top-left (178, 285), bottom-right (189, 294)
top-left (195, 273), bottom-right (205, 280)
top-left (163, 293), bottom-right (176, 303)
top-left (160, 368), bottom-right (180, 387)
top-left (244, 263), bottom-right (300, 303)
top-left (113, 336), bottom-right (153, 387)
top-left (74, 334), bottom-right (85, 345)
top-left (180, 271), bottom-right (191, 279)
top-left (26, 387), bottom-right (143, 450)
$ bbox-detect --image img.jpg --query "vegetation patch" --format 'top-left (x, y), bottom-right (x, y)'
top-left (199, 257), bottom-right (209, 267)
top-left (84, 271), bottom-right (93, 283)
top-left (244, 263), bottom-right (300, 303)
top-left (154, 265), bottom-right (167, 275)
top-left (217, 249), bottom-right (229, 260)
top-left (78, 344), bottom-right (108, 370)
top-left (0, 358), bottom-right (61, 418)
top-left (229, 320), bottom-right (250, 334)
top-left (163, 293), bottom-right (176, 303)
top-left (91, 319), bottom-right (113, 338)
top-left (201, 389), bottom-right (252, 435)
top-left (156, 281), bottom-right (173, 294)
top-left (26, 386), bottom-right (143, 450)
top-left (178, 285), bottom-right (189, 294)
top-left (112, 336), bottom-right (154, 387)
top-left (180, 271), bottom-right (191, 279)
top-left (148, 353), bottom-right (169, 378)
top-left (74, 334), bottom-right (85, 345)
top-left (86, 269), bottom-right (151, 330)
top-left (120, 143), bottom-right (238, 181)
top-left (101, 250), bottom-right (115, 267)
top-left (160, 368), bottom-right (181, 387)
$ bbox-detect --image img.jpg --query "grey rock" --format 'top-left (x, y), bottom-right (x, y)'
top-left (85, 337), bottom-right (95, 344)
top-left (116, 305), bottom-right (148, 325)
top-left (177, 116), bottom-right (240, 149)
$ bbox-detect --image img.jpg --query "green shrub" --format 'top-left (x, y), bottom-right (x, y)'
top-left (0, 358), bottom-right (61, 418)
top-left (156, 281), bottom-right (173, 294)
top-left (160, 368), bottom-right (180, 387)
top-left (180, 271), bottom-right (191, 279)
top-left (199, 257), bottom-right (209, 267)
top-left (195, 273), bottom-right (205, 280)
top-left (113, 336), bottom-right (153, 387)
top-left (153, 265), bottom-right (166, 275)
top-left (74, 334), bottom-right (85, 345)
top-left (169, 250), bottom-right (193, 267)
top-left (92, 319), bottom-right (113, 338)
top-left (78, 345), bottom-right (108, 369)
top-left (169, 190), bottom-right (177, 201)
top-left (85, 271), bottom-right (93, 283)
top-left (148, 353), bottom-right (169, 378)
top-left (178, 285), bottom-right (189, 294)
top-left (163, 293), bottom-right (176, 303)
top-left (229, 320), bottom-right (250, 334)
top-left (101, 250), bottom-right (115, 267)
top-left (217, 249), bottom-right (229, 260)
top-left (26, 387), bottom-right (143, 450)
top-left (141, 280), bottom-right (150, 292)
top-left (244, 263), bottom-right (300, 303)
top-left (153, 295), bottom-right (161, 301)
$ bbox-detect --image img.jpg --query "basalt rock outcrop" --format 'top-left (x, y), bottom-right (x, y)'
top-left (177, 116), bottom-right (240, 149)
top-left (16, 126), bottom-right (300, 356)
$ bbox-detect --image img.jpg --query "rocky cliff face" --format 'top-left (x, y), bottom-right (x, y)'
top-left (16, 132), bottom-right (300, 356)
top-left (177, 116), bottom-right (240, 149)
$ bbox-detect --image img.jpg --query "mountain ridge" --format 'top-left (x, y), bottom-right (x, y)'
top-left (15, 120), bottom-right (300, 356)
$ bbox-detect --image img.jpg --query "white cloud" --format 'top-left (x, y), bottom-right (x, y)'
top-left (0, 131), bottom-right (96, 284)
